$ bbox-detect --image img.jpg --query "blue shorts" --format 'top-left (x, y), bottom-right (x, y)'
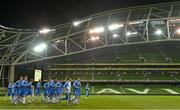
top-left (35, 88), bottom-right (41, 95)
top-left (14, 88), bottom-right (20, 96)
top-left (49, 88), bottom-right (54, 96)
top-left (74, 89), bottom-right (81, 97)
top-left (7, 89), bottom-right (12, 96)
top-left (44, 89), bottom-right (49, 96)
top-left (54, 89), bottom-right (58, 95)
top-left (56, 88), bottom-right (63, 95)
top-left (20, 87), bottom-right (27, 96)
top-left (27, 88), bottom-right (32, 96)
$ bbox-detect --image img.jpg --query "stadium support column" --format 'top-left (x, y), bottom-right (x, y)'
top-left (8, 65), bottom-right (15, 82)
top-left (92, 69), bottom-right (95, 94)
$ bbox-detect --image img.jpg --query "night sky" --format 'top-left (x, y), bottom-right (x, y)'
top-left (0, 0), bottom-right (177, 29)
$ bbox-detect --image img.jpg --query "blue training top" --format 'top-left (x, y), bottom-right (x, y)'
top-left (73, 80), bottom-right (81, 89)
top-left (44, 82), bottom-right (49, 89)
top-left (14, 80), bottom-right (22, 88)
top-left (36, 82), bottom-right (41, 89)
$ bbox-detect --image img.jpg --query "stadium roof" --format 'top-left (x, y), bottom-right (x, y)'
top-left (0, 2), bottom-right (180, 65)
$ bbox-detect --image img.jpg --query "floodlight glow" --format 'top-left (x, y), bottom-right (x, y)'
top-left (169, 19), bottom-right (180, 23)
top-left (96, 36), bottom-right (99, 40)
top-left (132, 32), bottom-right (138, 35)
top-left (108, 24), bottom-right (123, 30)
top-left (90, 36), bottom-right (99, 41)
top-left (129, 21), bottom-right (143, 25)
top-left (151, 21), bottom-right (164, 25)
top-left (91, 37), bottom-right (96, 41)
top-left (33, 43), bottom-right (47, 52)
top-left (89, 27), bottom-right (104, 34)
top-left (176, 28), bottom-right (180, 34)
top-left (126, 32), bottom-right (131, 36)
top-left (155, 30), bottom-right (162, 35)
top-left (55, 40), bottom-right (64, 43)
top-left (113, 34), bottom-right (119, 38)
top-left (55, 40), bottom-right (61, 43)
top-left (126, 32), bottom-right (138, 36)
top-left (73, 18), bottom-right (92, 26)
top-left (39, 28), bottom-right (55, 34)
top-left (73, 21), bottom-right (81, 26)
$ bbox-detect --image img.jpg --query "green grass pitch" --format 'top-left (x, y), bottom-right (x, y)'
top-left (0, 95), bottom-right (180, 109)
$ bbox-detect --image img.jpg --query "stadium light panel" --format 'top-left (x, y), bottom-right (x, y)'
top-left (55, 40), bottom-right (61, 43)
top-left (89, 27), bottom-right (104, 34)
top-left (96, 36), bottom-right (99, 40)
top-left (91, 36), bottom-right (99, 41)
top-left (155, 29), bottom-right (162, 35)
top-left (39, 28), bottom-right (55, 34)
top-left (176, 28), bottom-right (180, 34)
top-left (108, 24), bottom-right (124, 30)
top-left (55, 39), bottom-right (64, 43)
top-left (33, 43), bottom-right (47, 52)
top-left (91, 37), bottom-right (96, 41)
top-left (126, 32), bottom-right (131, 36)
top-left (73, 18), bottom-right (92, 26)
top-left (113, 34), bottom-right (119, 38)
top-left (170, 19), bottom-right (180, 23)
top-left (126, 32), bottom-right (138, 36)
top-left (73, 21), bottom-right (81, 26)
top-left (129, 21), bottom-right (144, 25)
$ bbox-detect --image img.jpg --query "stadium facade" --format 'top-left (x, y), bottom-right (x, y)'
top-left (0, 2), bottom-right (180, 95)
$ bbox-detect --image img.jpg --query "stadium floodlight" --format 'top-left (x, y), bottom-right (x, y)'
top-left (91, 37), bottom-right (96, 41)
top-left (113, 34), bottom-right (119, 38)
top-left (39, 28), bottom-right (55, 34)
top-left (89, 27), bottom-right (104, 34)
top-left (91, 36), bottom-right (99, 41)
top-left (55, 40), bottom-right (61, 43)
top-left (96, 36), bottom-right (99, 40)
top-left (126, 31), bottom-right (137, 36)
top-left (155, 29), bottom-right (162, 35)
top-left (73, 21), bottom-right (81, 26)
top-left (170, 19), bottom-right (180, 23)
top-left (33, 43), bottom-right (47, 52)
top-left (55, 39), bottom-right (64, 43)
top-left (108, 24), bottom-right (124, 31)
top-left (126, 32), bottom-right (131, 36)
top-left (176, 28), bottom-right (180, 34)
top-left (129, 20), bottom-right (144, 25)
top-left (73, 18), bottom-right (92, 26)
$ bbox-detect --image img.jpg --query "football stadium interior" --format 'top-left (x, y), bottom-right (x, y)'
top-left (0, 1), bottom-right (180, 109)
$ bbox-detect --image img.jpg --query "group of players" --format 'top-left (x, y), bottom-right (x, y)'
top-left (6, 76), bottom-right (90, 105)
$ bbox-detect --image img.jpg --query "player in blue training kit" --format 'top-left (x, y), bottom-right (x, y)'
top-left (54, 79), bottom-right (58, 103)
top-left (42, 81), bottom-right (49, 103)
top-left (48, 79), bottom-right (55, 103)
top-left (55, 80), bottom-right (63, 103)
top-left (13, 76), bottom-right (23, 104)
top-left (85, 83), bottom-right (90, 99)
top-left (61, 78), bottom-right (72, 105)
top-left (34, 80), bottom-right (41, 102)
top-left (6, 81), bottom-right (14, 102)
top-left (27, 79), bottom-right (33, 103)
top-left (21, 76), bottom-right (28, 104)
top-left (11, 83), bottom-right (15, 103)
top-left (72, 78), bottom-right (81, 104)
